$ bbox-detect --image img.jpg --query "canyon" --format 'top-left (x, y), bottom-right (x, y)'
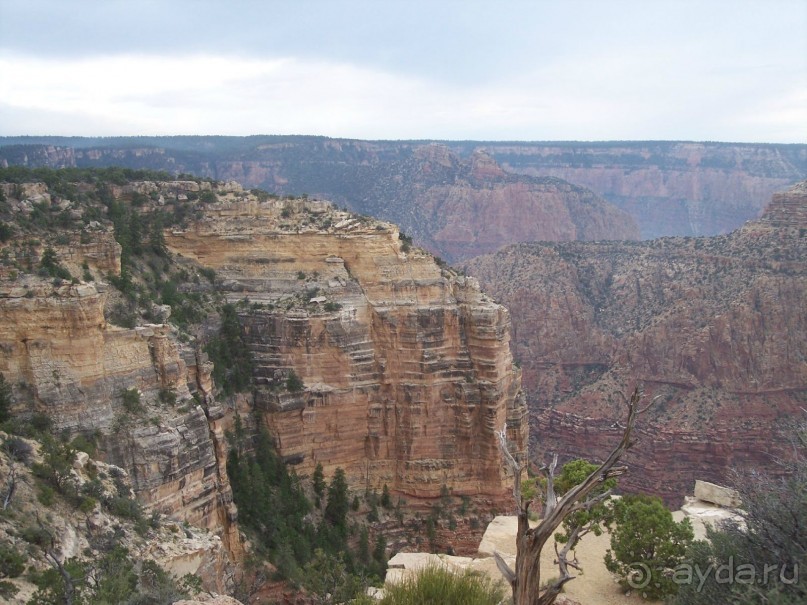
top-left (465, 181), bottom-right (807, 505)
top-left (4, 137), bottom-right (803, 257)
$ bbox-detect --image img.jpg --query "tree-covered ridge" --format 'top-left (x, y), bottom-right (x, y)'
top-left (226, 422), bottom-right (388, 601)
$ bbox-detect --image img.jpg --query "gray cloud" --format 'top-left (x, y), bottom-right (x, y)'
top-left (0, 0), bottom-right (804, 141)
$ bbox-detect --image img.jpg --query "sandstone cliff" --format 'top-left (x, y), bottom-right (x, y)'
top-left (165, 197), bottom-right (529, 502)
top-left (0, 170), bottom-right (529, 591)
top-left (0, 278), bottom-right (241, 554)
top-left (465, 182), bottom-right (807, 505)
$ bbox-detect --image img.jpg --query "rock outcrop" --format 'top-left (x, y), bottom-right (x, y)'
top-left (465, 182), bottom-right (807, 505)
top-left (165, 198), bottom-right (529, 502)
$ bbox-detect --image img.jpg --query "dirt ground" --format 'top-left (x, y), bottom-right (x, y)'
top-left (475, 516), bottom-right (657, 605)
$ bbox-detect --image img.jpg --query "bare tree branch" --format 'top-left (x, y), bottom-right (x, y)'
top-left (543, 454), bottom-right (559, 518)
top-left (501, 386), bottom-right (650, 605)
top-left (2, 465), bottom-right (17, 510)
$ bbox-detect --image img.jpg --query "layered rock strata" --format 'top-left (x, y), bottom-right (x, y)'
top-left (0, 278), bottom-right (241, 555)
top-left (3, 137), bottom-right (803, 243)
top-left (165, 199), bottom-right (529, 501)
top-left (482, 141), bottom-right (807, 238)
top-left (465, 182), bottom-right (807, 505)
top-left (357, 146), bottom-right (639, 262)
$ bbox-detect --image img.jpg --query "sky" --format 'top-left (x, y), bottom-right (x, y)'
top-left (0, 0), bottom-right (805, 143)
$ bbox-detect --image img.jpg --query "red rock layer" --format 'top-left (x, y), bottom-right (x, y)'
top-left (165, 200), bottom-right (529, 505)
top-left (465, 182), bottom-right (807, 505)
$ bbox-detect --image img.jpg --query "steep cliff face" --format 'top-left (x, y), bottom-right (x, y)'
top-left (358, 146), bottom-right (639, 262)
top-left (0, 170), bottom-right (529, 584)
top-left (0, 278), bottom-right (240, 553)
top-left (465, 182), bottom-right (807, 505)
top-left (165, 199), bottom-right (529, 502)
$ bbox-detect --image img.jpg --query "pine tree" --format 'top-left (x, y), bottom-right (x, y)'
top-left (324, 468), bottom-right (349, 533)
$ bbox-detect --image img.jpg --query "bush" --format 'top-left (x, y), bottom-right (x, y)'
top-left (206, 304), bottom-right (254, 395)
top-left (605, 493), bottom-right (693, 600)
top-left (671, 451), bottom-right (807, 604)
top-left (378, 565), bottom-right (506, 605)
top-left (37, 485), bottom-right (55, 506)
top-left (0, 541), bottom-right (26, 578)
top-left (0, 222), bottom-right (13, 243)
top-left (286, 370), bottom-right (304, 393)
top-left (39, 247), bottom-right (72, 281)
top-left (158, 388), bottom-right (177, 406)
top-left (2, 435), bottom-right (33, 464)
top-left (21, 526), bottom-right (52, 548)
top-left (70, 433), bottom-right (98, 457)
top-left (121, 388), bottom-right (144, 415)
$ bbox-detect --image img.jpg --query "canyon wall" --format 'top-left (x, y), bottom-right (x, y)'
top-left (465, 182), bottom-right (807, 505)
top-left (484, 141), bottom-right (806, 238)
top-left (0, 276), bottom-right (241, 554)
top-left (2, 137), bottom-right (803, 246)
top-left (0, 173), bottom-right (529, 569)
top-left (355, 145), bottom-right (638, 262)
top-left (165, 198), bottom-right (529, 502)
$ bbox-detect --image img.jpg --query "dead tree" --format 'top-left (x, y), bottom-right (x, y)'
top-left (2, 465), bottom-right (17, 510)
top-left (497, 387), bottom-right (652, 605)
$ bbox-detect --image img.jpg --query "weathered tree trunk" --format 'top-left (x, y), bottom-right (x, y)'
top-left (500, 387), bottom-right (650, 605)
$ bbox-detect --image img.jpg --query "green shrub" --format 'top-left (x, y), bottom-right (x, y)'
top-left (2, 435), bottom-right (33, 463)
top-left (605, 493), bottom-right (693, 600)
top-left (0, 541), bottom-right (26, 578)
top-left (378, 565), bottom-right (506, 605)
top-left (107, 495), bottom-right (143, 521)
top-left (121, 388), bottom-right (144, 415)
top-left (205, 304), bottom-right (254, 395)
top-left (0, 222), bottom-right (13, 243)
top-left (286, 370), bottom-right (304, 392)
top-left (158, 388), bottom-right (177, 406)
top-left (0, 580), bottom-right (18, 600)
top-left (39, 247), bottom-right (72, 281)
top-left (199, 190), bottom-right (217, 204)
top-left (30, 413), bottom-right (52, 433)
top-left (21, 526), bottom-right (52, 548)
top-left (70, 433), bottom-right (97, 457)
top-left (0, 373), bottom-right (11, 424)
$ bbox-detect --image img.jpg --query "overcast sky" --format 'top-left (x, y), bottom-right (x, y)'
top-left (0, 0), bottom-right (805, 142)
